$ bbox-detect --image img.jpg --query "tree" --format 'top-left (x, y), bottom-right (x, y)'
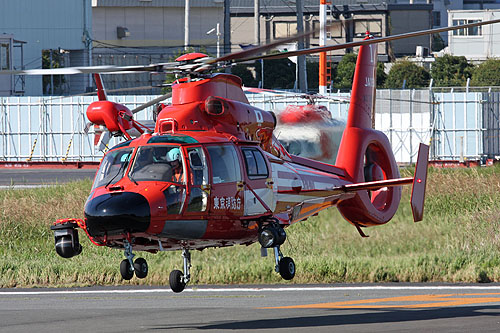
top-left (376, 62), bottom-right (387, 88)
top-left (431, 34), bottom-right (446, 52)
top-left (231, 64), bottom-right (258, 87)
top-left (385, 61), bottom-right (430, 89)
top-left (306, 60), bottom-right (319, 91)
top-left (431, 54), bottom-right (473, 87)
top-left (331, 53), bottom-right (387, 90)
top-left (333, 53), bottom-right (357, 89)
top-left (470, 59), bottom-right (500, 86)
top-left (255, 58), bottom-right (296, 90)
top-left (42, 50), bottom-right (65, 94)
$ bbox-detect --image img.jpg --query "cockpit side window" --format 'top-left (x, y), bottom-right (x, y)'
top-left (242, 147), bottom-right (269, 179)
top-left (92, 148), bottom-right (134, 189)
top-left (129, 145), bottom-right (185, 183)
top-left (186, 147), bottom-right (209, 212)
top-left (206, 145), bottom-right (241, 184)
top-left (188, 147), bottom-right (208, 186)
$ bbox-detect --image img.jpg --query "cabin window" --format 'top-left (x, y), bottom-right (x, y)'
top-left (129, 145), bottom-right (184, 183)
top-left (92, 148), bottom-right (133, 189)
top-left (206, 145), bottom-right (241, 184)
top-left (242, 148), bottom-right (268, 179)
top-left (163, 185), bottom-right (186, 215)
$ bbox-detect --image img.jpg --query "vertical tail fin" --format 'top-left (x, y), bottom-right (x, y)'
top-left (346, 35), bottom-right (377, 130)
top-left (335, 35), bottom-right (402, 227)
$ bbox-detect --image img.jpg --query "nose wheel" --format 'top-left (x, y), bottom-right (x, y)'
top-left (119, 240), bottom-right (148, 280)
top-left (169, 248), bottom-right (191, 293)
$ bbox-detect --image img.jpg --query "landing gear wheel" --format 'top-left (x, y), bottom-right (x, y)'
top-left (169, 269), bottom-right (186, 293)
top-left (279, 257), bottom-right (295, 280)
top-left (120, 259), bottom-right (134, 280)
top-left (134, 258), bottom-right (148, 279)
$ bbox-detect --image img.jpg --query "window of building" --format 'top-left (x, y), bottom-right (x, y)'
top-left (354, 20), bottom-right (382, 37)
top-left (206, 145), bottom-right (241, 184)
top-left (452, 19), bottom-right (482, 36)
top-left (242, 148), bottom-right (269, 179)
top-left (0, 44), bottom-right (9, 70)
top-left (432, 11), bottom-right (441, 27)
top-left (273, 21), bottom-right (297, 39)
top-left (313, 20), bottom-right (343, 39)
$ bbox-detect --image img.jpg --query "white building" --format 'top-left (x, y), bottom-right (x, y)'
top-left (448, 9), bottom-right (500, 60)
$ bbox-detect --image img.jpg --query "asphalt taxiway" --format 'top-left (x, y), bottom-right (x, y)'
top-left (0, 168), bottom-right (96, 187)
top-left (1, 284), bottom-right (500, 332)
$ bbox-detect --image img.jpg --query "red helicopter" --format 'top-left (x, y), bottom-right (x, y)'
top-left (4, 19), bottom-right (499, 293)
top-left (52, 43), bottom-right (427, 293)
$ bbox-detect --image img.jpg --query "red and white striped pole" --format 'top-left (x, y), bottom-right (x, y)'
top-left (319, 0), bottom-right (328, 94)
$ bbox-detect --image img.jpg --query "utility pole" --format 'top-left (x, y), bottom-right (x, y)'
top-left (296, 0), bottom-right (307, 92)
top-left (224, 0), bottom-right (231, 56)
top-left (255, 0), bottom-right (263, 88)
top-left (184, 0), bottom-right (190, 50)
top-left (254, 0), bottom-right (260, 45)
top-left (216, 23), bottom-right (221, 58)
top-left (50, 50), bottom-right (53, 95)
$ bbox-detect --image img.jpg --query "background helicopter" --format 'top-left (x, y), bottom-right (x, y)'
top-left (3, 19), bottom-right (499, 293)
top-left (244, 88), bottom-right (348, 164)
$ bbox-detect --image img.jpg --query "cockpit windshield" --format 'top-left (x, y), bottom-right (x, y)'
top-left (92, 148), bottom-right (133, 190)
top-left (129, 145), bottom-right (185, 183)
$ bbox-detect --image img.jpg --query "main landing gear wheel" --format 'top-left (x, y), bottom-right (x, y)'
top-left (169, 269), bottom-right (186, 293)
top-left (169, 248), bottom-right (191, 293)
top-left (258, 221), bottom-right (297, 281)
top-left (120, 259), bottom-right (134, 280)
top-left (279, 257), bottom-right (295, 280)
top-left (134, 257), bottom-right (148, 279)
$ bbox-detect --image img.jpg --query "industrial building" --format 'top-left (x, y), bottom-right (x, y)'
top-left (0, 0), bottom-right (92, 96)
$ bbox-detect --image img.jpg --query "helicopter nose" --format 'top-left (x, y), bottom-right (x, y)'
top-left (84, 192), bottom-right (150, 237)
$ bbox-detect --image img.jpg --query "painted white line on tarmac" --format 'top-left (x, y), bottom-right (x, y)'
top-left (0, 184), bottom-right (52, 190)
top-left (2, 285), bottom-right (500, 296)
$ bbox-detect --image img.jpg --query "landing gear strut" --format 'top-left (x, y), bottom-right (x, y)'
top-left (119, 240), bottom-right (148, 280)
top-left (259, 222), bottom-right (296, 281)
top-left (169, 248), bottom-right (191, 293)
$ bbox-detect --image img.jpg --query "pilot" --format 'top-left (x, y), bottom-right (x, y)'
top-left (167, 147), bottom-right (183, 183)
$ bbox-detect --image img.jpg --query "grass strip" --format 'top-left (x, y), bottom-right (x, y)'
top-left (2, 165), bottom-right (500, 288)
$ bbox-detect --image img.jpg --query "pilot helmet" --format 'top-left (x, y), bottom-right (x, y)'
top-left (166, 147), bottom-right (181, 163)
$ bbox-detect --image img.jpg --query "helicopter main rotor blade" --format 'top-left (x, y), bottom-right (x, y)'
top-left (0, 62), bottom-right (180, 76)
top-left (204, 25), bottom-right (320, 65)
top-left (131, 93), bottom-right (173, 114)
top-left (237, 18), bottom-right (500, 62)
